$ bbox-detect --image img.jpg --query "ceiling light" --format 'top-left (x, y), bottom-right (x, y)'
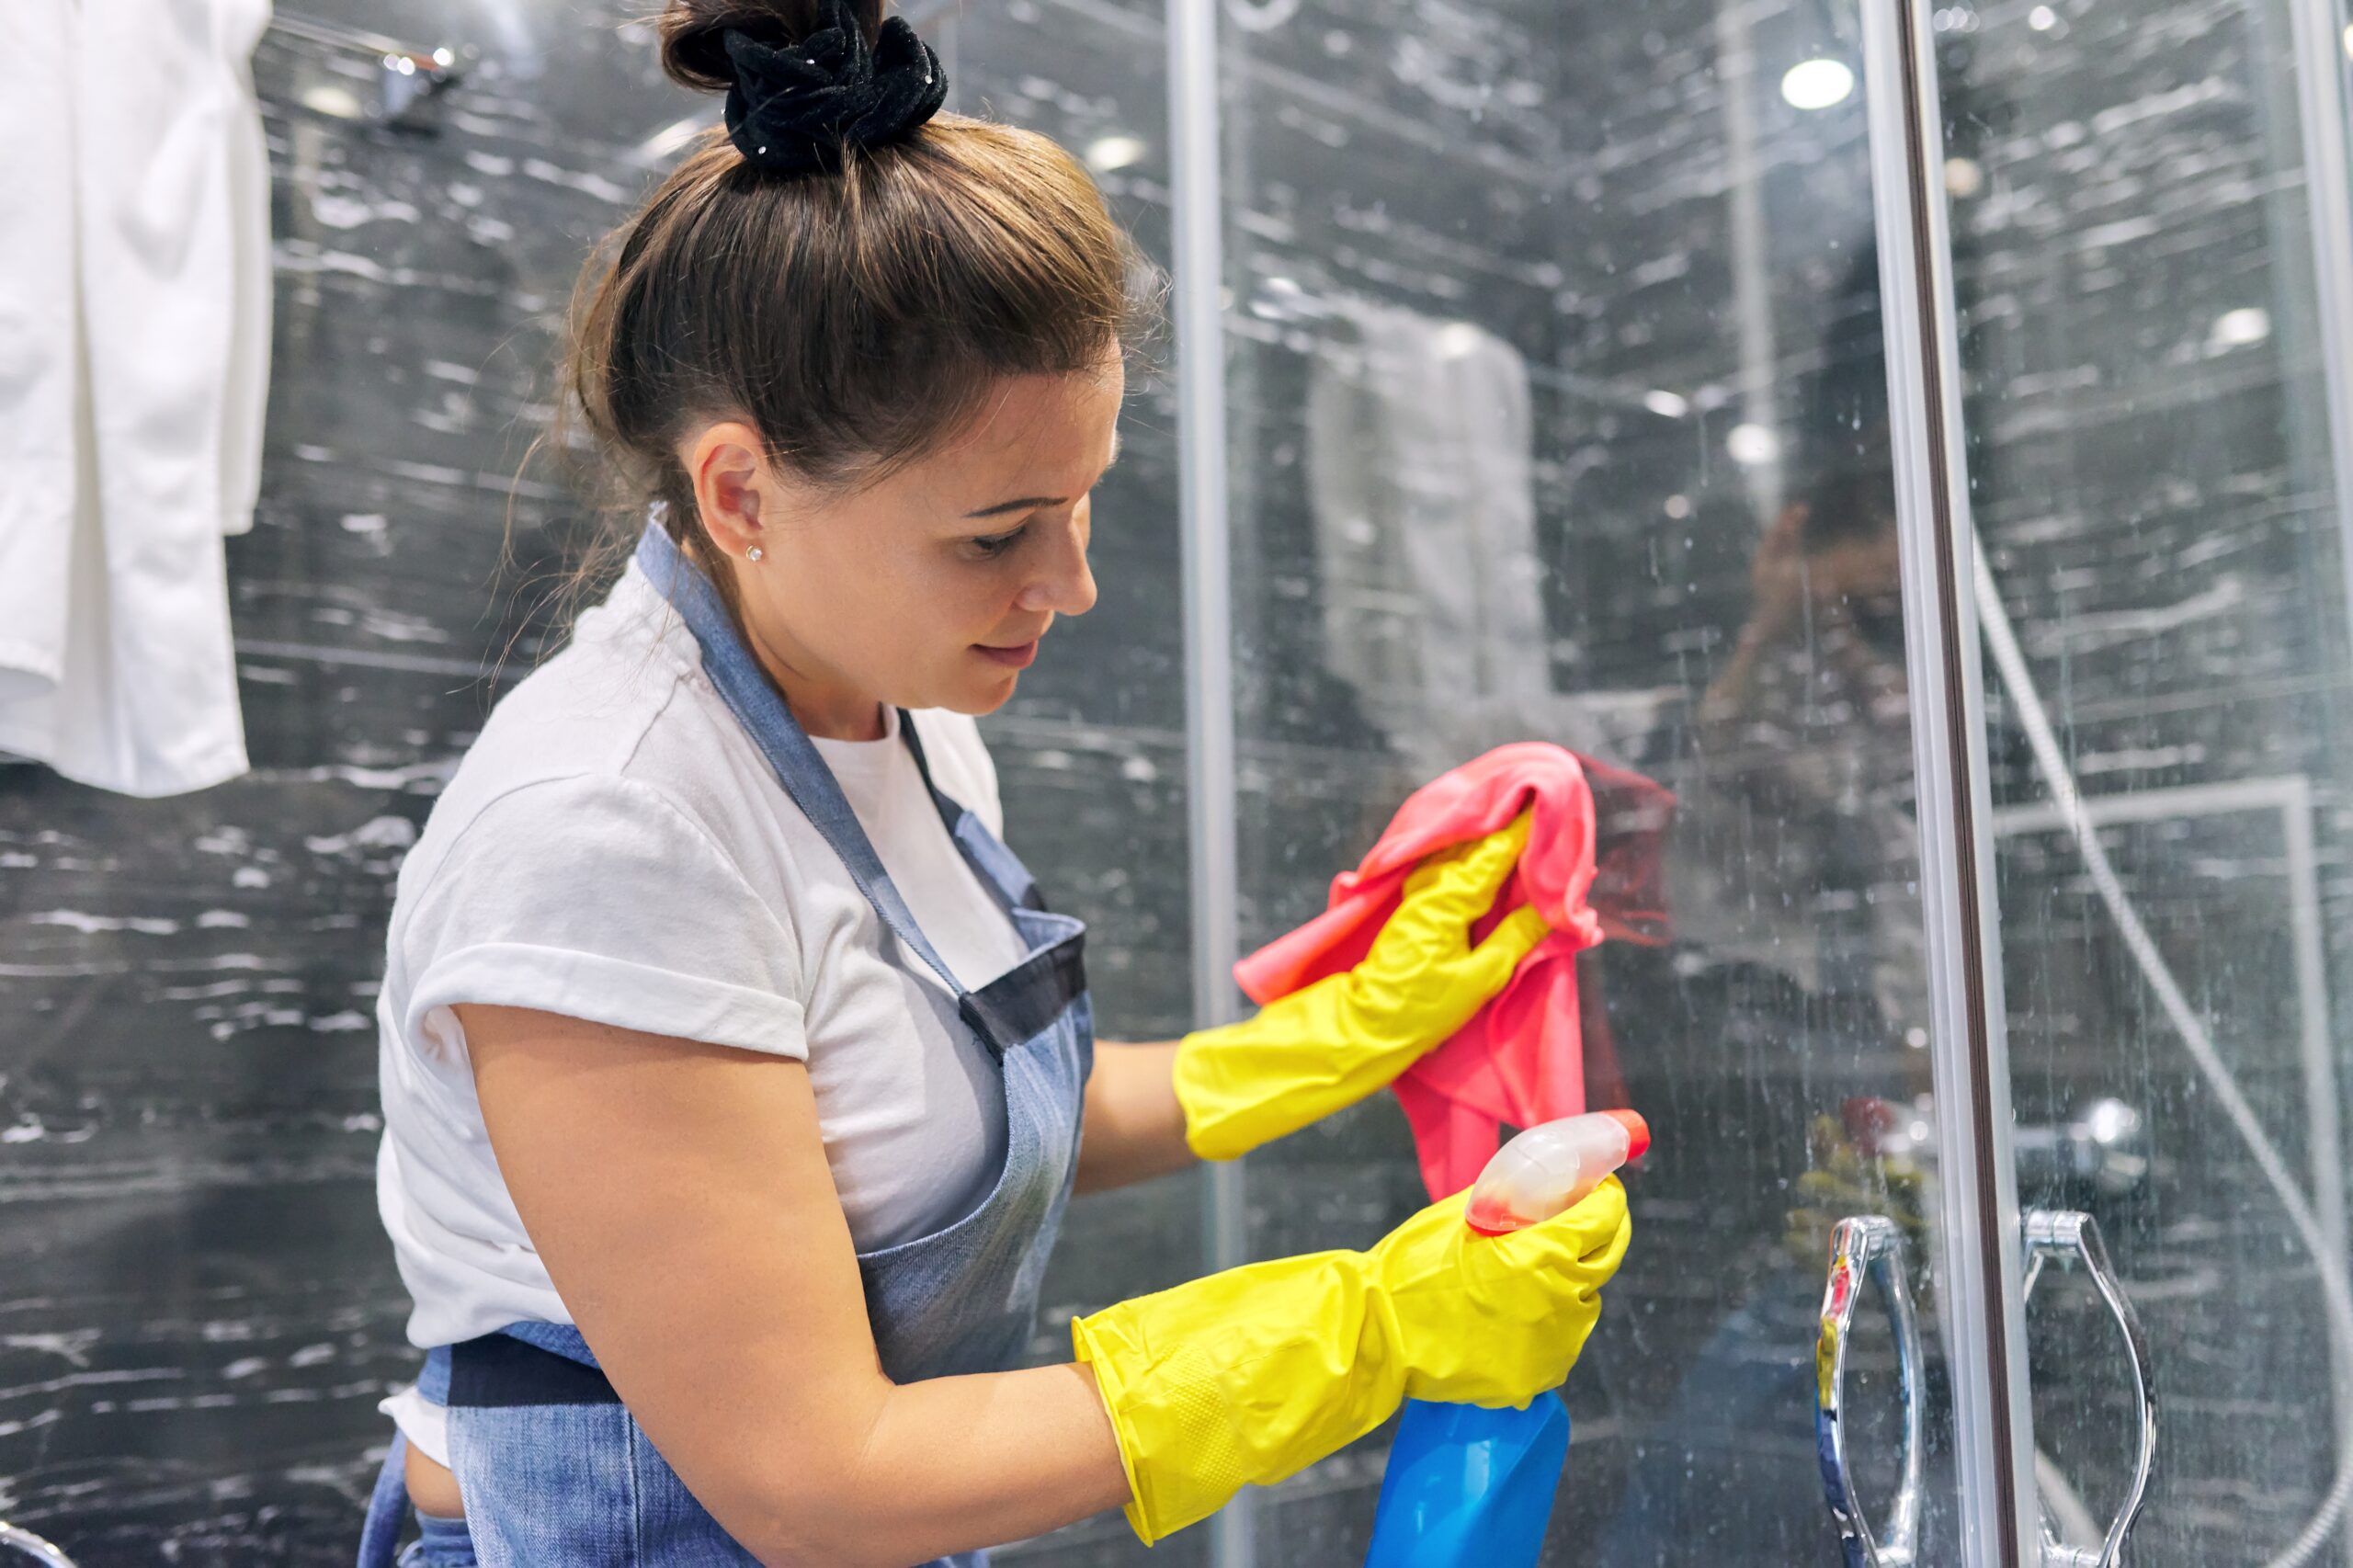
top-left (1436, 323), bottom-right (1485, 359)
top-left (1085, 134), bottom-right (1147, 173)
top-left (1727, 423), bottom-right (1780, 465)
top-left (2208, 306), bottom-right (2271, 351)
top-left (1781, 58), bottom-right (1856, 110)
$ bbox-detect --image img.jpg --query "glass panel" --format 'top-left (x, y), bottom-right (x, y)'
top-left (1937, 0), bottom-right (2353, 1560)
top-left (952, 4), bottom-right (1209, 1565)
top-left (1215, 1), bottom-right (1978, 1560)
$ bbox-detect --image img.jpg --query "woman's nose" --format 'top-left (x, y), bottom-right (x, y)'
top-left (1017, 517), bottom-right (1096, 617)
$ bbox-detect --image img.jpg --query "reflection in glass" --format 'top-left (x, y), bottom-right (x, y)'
top-left (1216, 1), bottom-right (1966, 1562)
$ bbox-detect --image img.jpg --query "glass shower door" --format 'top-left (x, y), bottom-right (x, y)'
top-left (1199, 0), bottom-right (2011, 1560)
top-left (1911, 0), bottom-right (2353, 1560)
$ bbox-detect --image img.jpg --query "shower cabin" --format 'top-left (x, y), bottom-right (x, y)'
top-left (1114, 0), bottom-right (2353, 1562)
top-left (0, 0), bottom-right (2349, 1563)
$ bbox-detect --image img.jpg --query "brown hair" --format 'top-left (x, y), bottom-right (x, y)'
top-left (548, 0), bottom-right (1151, 611)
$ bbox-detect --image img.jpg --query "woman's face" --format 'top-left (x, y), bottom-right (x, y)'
top-left (685, 361), bottom-right (1122, 739)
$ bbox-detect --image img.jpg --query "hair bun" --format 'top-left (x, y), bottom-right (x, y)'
top-left (665, 0), bottom-right (946, 175)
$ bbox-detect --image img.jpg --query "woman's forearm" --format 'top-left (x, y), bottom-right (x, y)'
top-left (700, 1346), bottom-right (1124, 1553)
top-left (790, 1356), bottom-right (1129, 1562)
top-left (1074, 1039), bottom-right (1196, 1192)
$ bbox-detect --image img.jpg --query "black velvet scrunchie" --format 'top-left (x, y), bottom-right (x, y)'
top-left (721, 1), bottom-right (947, 175)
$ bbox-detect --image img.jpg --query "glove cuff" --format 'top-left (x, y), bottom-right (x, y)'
top-left (1070, 1315), bottom-right (1158, 1543)
top-left (1073, 1313), bottom-right (1254, 1543)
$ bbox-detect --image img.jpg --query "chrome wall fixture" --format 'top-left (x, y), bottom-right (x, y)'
top-left (263, 12), bottom-right (468, 126)
top-left (2008, 1098), bottom-right (2151, 1200)
top-left (0, 1522), bottom-right (76, 1568)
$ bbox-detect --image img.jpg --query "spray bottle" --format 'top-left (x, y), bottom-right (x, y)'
top-left (1363, 1109), bottom-right (1649, 1568)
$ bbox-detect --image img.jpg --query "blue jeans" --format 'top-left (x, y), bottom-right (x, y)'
top-left (396, 1511), bottom-right (476, 1567)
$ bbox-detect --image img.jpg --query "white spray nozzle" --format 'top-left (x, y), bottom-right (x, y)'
top-left (1463, 1109), bottom-right (1650, 1235)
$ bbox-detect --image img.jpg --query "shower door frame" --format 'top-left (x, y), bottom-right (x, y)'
top-left (1166, 1), bottom-right (1256, 1564)
top-left (1857, 0), bottom-right (2041, 1561)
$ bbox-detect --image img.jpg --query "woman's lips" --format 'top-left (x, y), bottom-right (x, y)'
top-left (974, 638), bottom-right (1040, 669)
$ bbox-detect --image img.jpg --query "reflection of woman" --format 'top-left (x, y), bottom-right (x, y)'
top-left (1599, 244), bottom-right (1931, 1563)
top-left (1681, 245), bottom-right (1926, 1048)
top-left (354, 5), bottom-right (1631, 1564)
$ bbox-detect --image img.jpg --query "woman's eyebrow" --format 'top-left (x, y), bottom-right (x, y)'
top-left (964, 494), bottom-right (1063, 519)
top-left (960, 434), bottom-right (1122, 520)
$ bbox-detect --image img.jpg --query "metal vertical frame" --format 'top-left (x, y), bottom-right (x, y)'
top-left (1713, 0), bottom-right (1788, 524)
top-left (1168, 2), bottom-right (1255, 1563)
top-left (1859, 1), bottom-right (2037, 1562)
top-left (2288, 0), bottom-right (2353, 733)
top-left (2281, 3), bottom-right (2353, 1533)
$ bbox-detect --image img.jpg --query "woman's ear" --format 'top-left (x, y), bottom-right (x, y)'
top-left (681, 420), bottom-right (774, 561)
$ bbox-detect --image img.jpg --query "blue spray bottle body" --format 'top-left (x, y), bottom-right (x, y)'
top-left (1361, 1110), bottom-right (1648, 1568)
top-left (1364, 1396), bottom-right (1570, 1566)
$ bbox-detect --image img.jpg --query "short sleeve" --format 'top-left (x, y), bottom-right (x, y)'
top-left (400, 775), bottom-right (807, 1061)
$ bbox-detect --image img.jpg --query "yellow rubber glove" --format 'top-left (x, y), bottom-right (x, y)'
top-left (1173, 810), bottom-right (1549, 1161)
top-left (1074, 1176), bottom-right (1632, 1544)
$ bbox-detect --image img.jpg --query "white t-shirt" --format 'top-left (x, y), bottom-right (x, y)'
top-left (373, 559), bottom-right (1028, 1463)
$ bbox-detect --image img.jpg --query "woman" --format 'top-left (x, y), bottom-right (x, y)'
top-left (356, 4), bottom-right (1632, 1563)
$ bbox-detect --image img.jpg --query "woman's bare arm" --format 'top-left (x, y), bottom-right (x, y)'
top-left (1074, 1039), bottom-right (1194, 1193)
top-left (458, 1003), bottom-right (1131, 1568)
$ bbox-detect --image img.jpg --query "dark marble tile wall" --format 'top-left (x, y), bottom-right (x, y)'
top-left (0, 3), bottom-right (1198, 1564)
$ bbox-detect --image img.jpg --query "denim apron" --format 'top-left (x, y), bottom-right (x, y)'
top-left (357, 519), bottom-right (1093, 1567)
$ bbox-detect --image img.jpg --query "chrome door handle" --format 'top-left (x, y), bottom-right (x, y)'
top-left (1816, 1214), bottom-right (1926, 1568)
top-left (0, 1522), bottom-right (75, 1567)
top-left (2023, 1210), bottom-right (2156, 1568)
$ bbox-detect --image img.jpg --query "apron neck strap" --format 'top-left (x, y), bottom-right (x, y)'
top-left (893, 700), bottom-right (1045, 916)
top-left (892, 700), bottom-right (962, 843)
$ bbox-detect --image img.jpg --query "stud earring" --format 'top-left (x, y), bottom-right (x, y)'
top-left (746, 545), bottom-right (764, 562)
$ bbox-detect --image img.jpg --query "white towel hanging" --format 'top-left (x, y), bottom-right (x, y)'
top-left (0, 0), bottom-right (272, 796)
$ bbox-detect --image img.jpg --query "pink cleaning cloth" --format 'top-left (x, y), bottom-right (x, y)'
top-left (1233, 743), bottom-right (1674, 1199)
